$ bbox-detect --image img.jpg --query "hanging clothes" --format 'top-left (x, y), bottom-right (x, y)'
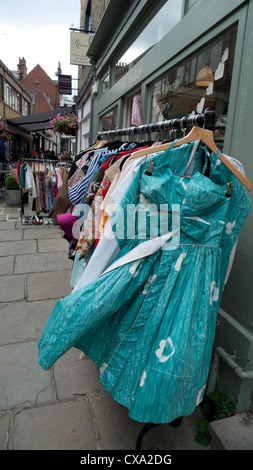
top-left (14, 160), bottom-right (70, 217)
top-left (68, 152), bottom-right (106, 207)
top-left (72, 146), bottom-right (150, 279)
top-left (38, 140), bottom-right (251, 424)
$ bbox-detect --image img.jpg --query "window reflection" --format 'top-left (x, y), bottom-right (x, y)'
top-left (101, 106), bottom-right (118, 132)
top-left (102, 73), bottom-right (109, 93)
top-left (150, 27), bottom-right (237, 150)
top-left (4, 81), bottom-right (21, 112)
top-left (112, 0), bottom-right (183, 85)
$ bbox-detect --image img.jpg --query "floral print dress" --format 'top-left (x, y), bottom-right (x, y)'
top-left (38, 140), bottom-right (251, 424)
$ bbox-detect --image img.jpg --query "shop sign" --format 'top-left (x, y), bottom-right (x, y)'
top-left (70, 32), bottom-right (91, 66)
top-left (58, 75), bottom-right (72, 95)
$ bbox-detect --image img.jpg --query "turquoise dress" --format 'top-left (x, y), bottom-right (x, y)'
top-left (38, 141), bottom-right (251, 424)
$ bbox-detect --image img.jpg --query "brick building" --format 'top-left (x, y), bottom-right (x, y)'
top-left (0, 59), bottom-right (33, 157)
top-left (21, 61), bottom-right (61, 113)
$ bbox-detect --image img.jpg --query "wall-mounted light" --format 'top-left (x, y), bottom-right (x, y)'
top-left (196, 65), bottom-right (214, 87)
top-left (92, 82), bottom-right (98, 95)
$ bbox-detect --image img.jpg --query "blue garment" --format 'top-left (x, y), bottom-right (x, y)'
top-left (0, 140), bottom-right (5, 163)
top-left (38, 141), bottom-right (251, 423)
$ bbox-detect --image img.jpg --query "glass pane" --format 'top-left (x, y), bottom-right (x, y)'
top-left (123, 89), bottom-right (142, 128)
top-left (112, 0), bottom-right (183, 85)
top-left (150, 26), bottom-right (238, 150)
top-left (102, 73), bottom-right (109, 93)
top-left (101, 106), bottom-right (118, 131)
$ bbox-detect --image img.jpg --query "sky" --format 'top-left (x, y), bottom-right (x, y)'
top-left (0, 0), bottom-right (81, 95)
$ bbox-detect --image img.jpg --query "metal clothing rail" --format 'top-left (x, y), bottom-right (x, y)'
top-left (17, 158), bottom-right (73, 167)
top-left (97, 109), bottom-right (216, 140)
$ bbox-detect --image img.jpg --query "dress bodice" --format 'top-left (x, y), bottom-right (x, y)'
top-left (112, 140), bottom-right (250, 248)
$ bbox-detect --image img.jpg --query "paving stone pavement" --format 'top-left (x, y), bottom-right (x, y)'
top-left (0, 200), bottom-right (211, 453)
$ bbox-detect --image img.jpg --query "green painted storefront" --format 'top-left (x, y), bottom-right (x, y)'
top-left (86, 0), bottom-right (253, 413)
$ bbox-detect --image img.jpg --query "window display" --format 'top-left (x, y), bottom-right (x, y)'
top-left (101, 106), bottom-right (118, 132)
top-left (150, 27), bottom-right (237, 150)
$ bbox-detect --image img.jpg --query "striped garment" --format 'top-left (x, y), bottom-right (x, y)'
top-left (68, 152), bottom-right (103, 206)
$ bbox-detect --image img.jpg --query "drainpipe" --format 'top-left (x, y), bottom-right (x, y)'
top-left (216, 347), bottom-right (253, 381)
top-left (206, 350), bottom-right (220, 395)
top-left (207, 347), bottom-right (253, 396)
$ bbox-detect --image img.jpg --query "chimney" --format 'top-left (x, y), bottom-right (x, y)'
top-left (57, 62), bottom-right (62, 77)
top-left (17, 57), bottom-right (27, 80)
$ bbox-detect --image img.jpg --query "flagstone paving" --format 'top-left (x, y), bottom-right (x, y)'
top-left (0, 200), bottom-right (210, 451)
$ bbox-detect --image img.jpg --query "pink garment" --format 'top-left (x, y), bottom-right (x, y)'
top-left (57, 213), bottom-right (78, 242)
top-left (131, 94), bottom-right (143, 126)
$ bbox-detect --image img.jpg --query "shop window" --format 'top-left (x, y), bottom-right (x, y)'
top-left (150, 26), bottom-right (238, 150)
top-left (82, 117), bottom-right (90, 149)
top-left (101, 106), bottom-right (118, 132)
top-left (101, 73), bottom-right (109, 94)
top-left (81, 96), bottom-right (91, 149)
top-left (112, 0), bottom-right (183, 85)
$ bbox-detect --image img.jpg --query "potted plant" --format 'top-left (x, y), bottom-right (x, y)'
top-left (50, 112), bottom-right (80, 135)
top-left (3, 176), bottom-right (21, 206)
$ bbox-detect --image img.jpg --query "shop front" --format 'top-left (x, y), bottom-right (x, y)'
top-left (85, 0), bottom-right (253, 414)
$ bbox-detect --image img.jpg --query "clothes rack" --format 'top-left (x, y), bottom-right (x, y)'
top-left (17, 158), bottom-right (72, 218)
top-left (37, 107), bottom-right (251, 449)
top-left (97, 109), bottom-right (216, 140)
